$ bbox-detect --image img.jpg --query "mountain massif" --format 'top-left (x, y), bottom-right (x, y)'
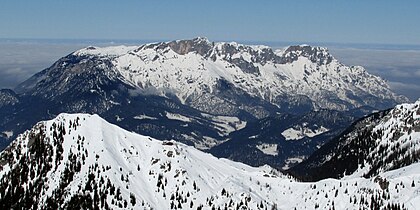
top-left (0, 36), bottom-right (418, 208)
top-left (0, 38), bottom-right (408, 170)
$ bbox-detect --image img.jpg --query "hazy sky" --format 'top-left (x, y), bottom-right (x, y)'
top-left (329, 48), bottom-right (420, 102)
top-left (1, 1), bottom-right (420, 45)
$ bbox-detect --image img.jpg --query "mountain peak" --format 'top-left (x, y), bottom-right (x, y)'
top-left (191, 36), bottom-right (211, 43)
top-left (168, 37), bottom-right (213, 56)
top-left (282, 45), bottom-right (333, 65)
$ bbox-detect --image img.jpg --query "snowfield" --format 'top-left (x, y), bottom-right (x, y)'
top-left (133, 114), bottom-right (158, 120)
top-left (201, 113), bottom-right (247, 137)
top-left (165, 112), bottom-right (192, 122)
top-left (256, 143), bottom-right (278, 156)
top-left (282, 124), bottom-right (329, 140)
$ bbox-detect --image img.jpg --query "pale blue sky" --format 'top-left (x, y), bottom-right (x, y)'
top-left (1, 1), bottom-right (420, 100)
top-left (1, 1), bottom-right (420, 44)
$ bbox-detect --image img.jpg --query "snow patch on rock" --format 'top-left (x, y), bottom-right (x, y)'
top-left (165, 112), bottom-right (192, 122)
top-left (134, 114), bottom-right (158, 120)
top-left (282, 124), bottom-right (329, 140)
top-left (256, 144), bottom-right (278, 156)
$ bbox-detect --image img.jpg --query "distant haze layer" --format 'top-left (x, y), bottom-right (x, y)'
top-left (330, 48), bottom-right (420, 102)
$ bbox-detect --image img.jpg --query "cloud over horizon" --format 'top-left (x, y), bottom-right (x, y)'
top-left (0, 42), bottom-right (85, 89)
top-left (330, 48), bottom-right (420, 101)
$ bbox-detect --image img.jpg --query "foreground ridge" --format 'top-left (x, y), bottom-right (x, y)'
top-left (0, 113), bottom-right (417, 209)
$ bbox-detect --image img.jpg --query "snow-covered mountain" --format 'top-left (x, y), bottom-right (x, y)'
top-left (0, 113), bottom-right (417, 209)
top-left (66, 37), bottom-right (405, 112)
top-left (0, 37), bottom-right (407, 170)
top-left (290, 99), bottom-right (420, 181)
top-left (16, 37), bottom-right (406, 115)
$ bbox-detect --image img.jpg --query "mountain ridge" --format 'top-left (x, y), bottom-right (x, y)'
top-left (21, 37), bottom-right (407, 113)
top-left (289, 99), bottom-right (420, 181)
top-left (0, 113), bottom-right (417, 209)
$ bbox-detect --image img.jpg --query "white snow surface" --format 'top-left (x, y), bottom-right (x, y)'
top-left (282, 156), bottom-right (305, 170)
top-left (202, 113), bottom-right (247, 137)
top-left (349, 100), bottom-right (420, 178)
top-left (1, 131), bottom-right (13, 138)
top-left (256, 143), bottom-right (278, 156)
top-left (72, 38), bottom-right (406, 111)
top-left (165, 112), bottom-right (192, 122)
top-left (133, 114), bottom-right (158, 120)
top-left (282, 124), bottom-right (329, 140)
top-left (1, 113), bottom-right (419, 209)
top-left (256, 144), bottom-right (279, 156)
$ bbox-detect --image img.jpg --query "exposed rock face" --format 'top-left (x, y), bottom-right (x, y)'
top-left (283, 45), bottom-right (333, 65)
top-left (168, 37), bottom-right (213, 56)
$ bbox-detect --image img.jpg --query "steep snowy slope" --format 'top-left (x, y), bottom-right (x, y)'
top-left (0, 114), bottom-right (417, 209)
top-left (290, 99), bottom-right (420, 181)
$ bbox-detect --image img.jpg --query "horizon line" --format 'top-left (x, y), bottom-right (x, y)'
top-left (1, 37), bottom-right (420, 51)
